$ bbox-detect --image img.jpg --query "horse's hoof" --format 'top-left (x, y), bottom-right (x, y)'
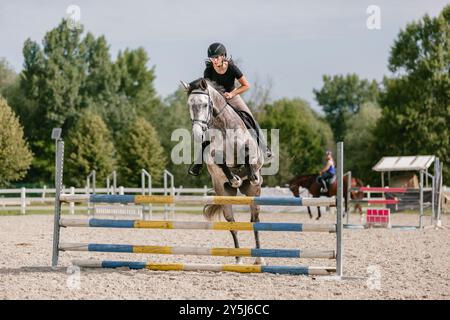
top-left (254, 257), bottom-right (266, 265)
top-left (250, 174), bottom-right (262, 186)
top-left (235, 257), bottom-right (243, 264)
top-left (316, 217), bottom-right (321, 221)
top-left (230, 175), bottom-right (242, 188)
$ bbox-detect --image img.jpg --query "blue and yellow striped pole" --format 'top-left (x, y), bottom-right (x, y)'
top-left (60, 243), bottom-right (336, 259)
top-left (73, 260), bottom-right (336, 275)
top-left (59, 194), bottom-right (336, 207)
top-left (60, 218), bottom-right (336, 233)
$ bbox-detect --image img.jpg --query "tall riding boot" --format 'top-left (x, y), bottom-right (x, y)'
top-left (320, 178), bottom-right (328, 193)
top-left (253, 121), bottom-right (273, 162)
top-left (188, 141), bottom-right (210, 176)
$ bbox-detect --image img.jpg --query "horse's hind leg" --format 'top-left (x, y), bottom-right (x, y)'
top-left (317, 206), bottom-right (321, 220)
top-left (222, 205), bottom-right (242, 264)
top-left (221, 184), bottom-right (241, 264)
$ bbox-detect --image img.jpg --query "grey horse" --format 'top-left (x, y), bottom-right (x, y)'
top-left (181, 78), bottom-right (265, 264)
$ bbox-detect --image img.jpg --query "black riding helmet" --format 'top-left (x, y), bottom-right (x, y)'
top-left (207, 42), bottom-right (227, 58)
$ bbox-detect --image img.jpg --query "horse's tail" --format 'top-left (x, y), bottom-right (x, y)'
top-left (203, 204), bottom-right (223, 221)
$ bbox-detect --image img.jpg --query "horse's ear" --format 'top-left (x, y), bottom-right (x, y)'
top-left (180, 80), bottom-right (190, 92)
top-left (200, 78), bottom-right (208, 90)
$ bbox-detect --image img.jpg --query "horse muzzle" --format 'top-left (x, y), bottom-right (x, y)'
top-left (192, 122), bottom-right (207, 143)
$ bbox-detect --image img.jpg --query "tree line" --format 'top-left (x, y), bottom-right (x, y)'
top-left (0, 5), bottom-right (448, 188)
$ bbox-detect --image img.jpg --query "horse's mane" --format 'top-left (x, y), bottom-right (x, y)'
top-left (188, 78), bottom-right (226, 94)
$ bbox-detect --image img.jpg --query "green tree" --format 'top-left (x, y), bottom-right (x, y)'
top-left (259, 98), bottom-right (334, 186)
top-left (117, 117), bottom-right (166, 187)
top-left (374, 5), bottom-right (450, 184)
top-left (115, 48), bottom-right (161, 122)
top-left (344, 103), bottom-right (381, 184)
top-left (14, 19), bottom-right (160, 184)
top-left (0, 58), bottom-right (17, 95)
top-left (64, 111), bottom-right (116, 187)
top-left (314, 74), bottom-right (379, 142)
top-left (0, 96), bottom-right (33, 186)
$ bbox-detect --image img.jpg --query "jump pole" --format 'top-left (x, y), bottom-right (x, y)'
top-left (51, 129), bottom-right (64, 269)
top-left (336, 141), bottom-right (343, 277)
top-left (51, 137), bottom-right (345, 277)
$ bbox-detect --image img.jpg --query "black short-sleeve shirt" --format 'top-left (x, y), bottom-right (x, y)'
top-left (203, 62), bottom-right (243, 92)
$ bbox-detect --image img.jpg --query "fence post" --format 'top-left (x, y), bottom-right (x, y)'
top-left (42, 185), bottom-right (47, 201)
top-left (52, 130), bottom-right (64, 268)
top-left (419, 170), bottom-right (424, 229)
top-left (21, 187), bottom-right (26, 215)
top-left (336, 141), bottom-right (344, 278)
top-left (69, 187), bottom-right (75, 215)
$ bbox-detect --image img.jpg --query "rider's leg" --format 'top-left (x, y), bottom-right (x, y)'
top-left (320, 172), bottom-right (333, 192)
top-left (188, 141), bottom-right (210, 176)
top-left (318, 174), bottom-right (328, 192)
top-left (227, 95), bottom-right (272, 160)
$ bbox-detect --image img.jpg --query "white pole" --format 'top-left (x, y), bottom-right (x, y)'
top-left (70, 187), bottom-right (75, 215)
top-left (419, 170), bottom-right (424, 229)
top-left (21, 187), bottom-right (26, 215)
top-left (42, 185), bottom-right (47, 201)
top-left (336, 141), bottom-right (343, 278)
top-left (346, 171), bottom-right (351, 224)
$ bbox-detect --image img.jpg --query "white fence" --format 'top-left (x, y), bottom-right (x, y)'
top-left (0, 186), bottom-right (311, 215)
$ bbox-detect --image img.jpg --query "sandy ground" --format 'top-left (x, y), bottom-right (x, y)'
top-left (0, 210), bottom-right (449, 300)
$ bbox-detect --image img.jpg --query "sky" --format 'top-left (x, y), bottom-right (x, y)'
top-left (0, 0), bottom-right (447, 111)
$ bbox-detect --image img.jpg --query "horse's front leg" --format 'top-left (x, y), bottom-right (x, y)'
top-left (244, 146), bottom-right (261, 186)
top-left (222, 204), bottom-right (242, 264)
top-left (215, 149), bottom-right (242, 188)
top-left (250, 204), bottom-right (265, 265)
top-left (307, 206), bottom-right (313, 219)
top-left (317, 206), bottom-right (321, 220)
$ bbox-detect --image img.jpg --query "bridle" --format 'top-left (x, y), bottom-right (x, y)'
top-left (189, 89), bottom-right (228, 130)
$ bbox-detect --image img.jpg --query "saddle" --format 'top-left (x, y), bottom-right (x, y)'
top-left (227, 104), bottom-right (261, 145)
top-left (326, 175), bottom-right (336, 185)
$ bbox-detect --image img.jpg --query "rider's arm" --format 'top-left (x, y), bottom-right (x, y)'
top-left (320, 161), bottom-right (331, 174)
top-left (230, 76), bottom-right (250, 96)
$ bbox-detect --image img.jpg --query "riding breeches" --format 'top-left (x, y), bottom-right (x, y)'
top-left (227, 94), bottom-right (254, 117)
top-left (227, 94), bottom-right (268, 151)
top-left (318, 172), bottom-right (334, 184)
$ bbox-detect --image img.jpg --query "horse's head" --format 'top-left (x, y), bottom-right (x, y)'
top-left (181, 78), bottom-right (213, 143)
top-left (288, 182), bottom-right (300, 197)
top-left (288, 174), bottom-right (317, 197)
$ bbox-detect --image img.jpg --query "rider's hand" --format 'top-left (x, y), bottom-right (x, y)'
top-left (224, 92), bottom-right (235, 99)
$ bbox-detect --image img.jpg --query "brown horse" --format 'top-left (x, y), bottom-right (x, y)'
top-left (288, 174), bottom-right (364, 220)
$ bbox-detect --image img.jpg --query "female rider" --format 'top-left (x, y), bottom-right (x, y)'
top-left (188, 42), bottom-right (271, 176)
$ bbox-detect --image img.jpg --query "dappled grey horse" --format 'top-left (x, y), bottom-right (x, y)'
top-left (181, 78), bottom-right (265, 264)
